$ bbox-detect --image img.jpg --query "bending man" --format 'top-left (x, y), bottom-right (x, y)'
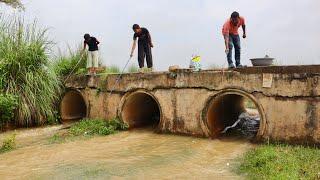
top-left (222, 11), bottom-right (246, 68)
top-left (130, 24), bottom-right (154, 72)
top-left (83, 33), bottom-right (100, 75)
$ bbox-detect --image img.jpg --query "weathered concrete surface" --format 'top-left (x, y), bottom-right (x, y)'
top-left (63, 65), bottom-right (320, 145)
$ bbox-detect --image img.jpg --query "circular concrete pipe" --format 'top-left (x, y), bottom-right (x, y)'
top-left (204, 91), bottom-right (263, 138)
top-left (60, 90), bottom-right (87, 122)
top-left (121, 92), bottom-right (161, 129)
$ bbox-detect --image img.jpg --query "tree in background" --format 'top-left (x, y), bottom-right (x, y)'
top-left (0, 0), bottom-right (23, 9)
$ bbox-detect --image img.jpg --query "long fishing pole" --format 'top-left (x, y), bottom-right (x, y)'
top-left (64, 53), bottom-right (85, 84)
top-left (108, 57), bottom-right (132, 96)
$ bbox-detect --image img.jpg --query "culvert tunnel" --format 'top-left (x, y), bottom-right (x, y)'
top-left (205, 93), bottom-right (261, 138)
top-left (121, 92), bottom-right (161, 129)
top-left (60, 90), bottom-right (87, 122)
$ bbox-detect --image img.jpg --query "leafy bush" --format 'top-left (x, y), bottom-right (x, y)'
top-left (0, 133), bottom-right (16, 153)
top-left (69, 118), bottom-right (128, 136)
top-left (0, 93), bottom-right (18, 127)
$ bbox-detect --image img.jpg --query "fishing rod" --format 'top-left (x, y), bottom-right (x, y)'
top-left (64, 53), bottom-right (85, 84)
top-left (108, 57), bottom-right (132, 96)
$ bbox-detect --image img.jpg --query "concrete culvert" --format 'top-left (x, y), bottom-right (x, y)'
top-left (121, 92), bottom-right (161, 129)
top-left (60, 90), bottom-right (87, 122)
top-left (206, 93), bottom-right (260, 138)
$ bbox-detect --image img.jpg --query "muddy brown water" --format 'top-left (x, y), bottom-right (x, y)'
top-left (0, 126), bottom-right (253, 180)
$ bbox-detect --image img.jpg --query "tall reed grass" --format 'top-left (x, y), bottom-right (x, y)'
top-left (0, 16), bottom-right (61, 126)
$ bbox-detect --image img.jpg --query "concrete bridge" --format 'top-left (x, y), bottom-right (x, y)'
top-left (61, 65), bottom-right (320, 145)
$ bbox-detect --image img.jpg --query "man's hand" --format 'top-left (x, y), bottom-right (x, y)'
top-left (225, 48), bottom-right (229, 55)
top-left (243, 34), bottom-right (246, 38)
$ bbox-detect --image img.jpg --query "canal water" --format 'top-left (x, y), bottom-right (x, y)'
top-left (0, 127), bottom-right (253, 179)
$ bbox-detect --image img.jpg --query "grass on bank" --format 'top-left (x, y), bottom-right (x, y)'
top-left (49, 118), bottom-right (128, 144)
top-left (0, 133), bottom-right (16, 153)
top-left (238, 144), bottom-right (320, 180)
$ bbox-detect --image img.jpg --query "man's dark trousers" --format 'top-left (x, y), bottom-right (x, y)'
top-left (138, 41), bottom-right (153, 68)
top-left (227, 34), bottom-right (241, 66)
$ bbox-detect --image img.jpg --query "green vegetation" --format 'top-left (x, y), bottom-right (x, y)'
top-left (100, 65), bottom-right (120, 74)
top-left (238, 144), bottom-right (320, 180)
top-left (0, 16), bottom-right (62, 126)
top-left (49, 118), bottom-right (128, 144)
top-left (0, 133), bottom-right (16, 153)
top-left (69, 118), bottom-right (128, 136)
top-left (53, 46), bottom-right (87, 78)
top-left (0, 93), bottom-right (18, 129)
top-left (127, 64), bottom-right (139, 73)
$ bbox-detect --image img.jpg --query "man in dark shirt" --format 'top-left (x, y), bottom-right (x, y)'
top-left (130, 24), bottom-right (154, 72)
top-left (83, 34), bottom-right (100, 75)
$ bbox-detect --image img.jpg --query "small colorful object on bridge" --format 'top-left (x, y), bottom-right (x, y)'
top-left (189, 55), bottom-right (202, 71)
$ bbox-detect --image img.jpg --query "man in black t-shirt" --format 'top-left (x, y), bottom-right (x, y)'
top-left (83, 34), bottom-right (100, 75)
top-left (130, 24), bottom-right (154, 72)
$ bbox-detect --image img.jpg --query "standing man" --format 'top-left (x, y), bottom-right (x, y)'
top-left (222, 11), bottom-right (246, 68)
top-left (83, 33), bottom-right (100, 75)
top-left (130, 24), bottom-right (154, 72)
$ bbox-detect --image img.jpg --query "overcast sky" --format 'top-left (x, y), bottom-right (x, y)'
top-left (1, 0), bottom-right (320, 70)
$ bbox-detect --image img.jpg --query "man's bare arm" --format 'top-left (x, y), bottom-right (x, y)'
top-left (83, 42), bottom-right (87, 52)
top-left (224, 34), bottom-right (229, 53)
top-left (130, 40), bottom-right (137, 57)
top-left (147, 33), bottom-right (153, 47)
top-left (242, 25), bottom-right (246, 38)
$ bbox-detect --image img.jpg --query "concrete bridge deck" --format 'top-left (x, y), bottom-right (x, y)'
top-left (61, 65), bottom-right (320, 145)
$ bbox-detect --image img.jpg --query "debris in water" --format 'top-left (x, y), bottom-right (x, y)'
top-left (221, 112), bottom-right (260, 138)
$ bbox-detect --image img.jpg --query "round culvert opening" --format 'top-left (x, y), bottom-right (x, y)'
top-left (205, 92), bottom-right (261, 139)
top-left (60, 90), bottom-right (87, 122)
top-left (121, 92), bottom-right (161, 129)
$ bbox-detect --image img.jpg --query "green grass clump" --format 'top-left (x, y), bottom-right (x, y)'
top-left (238, 144), bottom-right (320, 180)
top-left (0, 133), bottom-right (16, 153)
top-left (69, 118), bottom-right (128, 136)
top-left (0, 16), bottom-right (62, 126)
top-left (49, 118), bottom-right (128, 144)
